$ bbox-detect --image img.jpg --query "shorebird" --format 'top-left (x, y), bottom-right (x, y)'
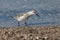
top-left (11, 10), bottom-right (40, 26)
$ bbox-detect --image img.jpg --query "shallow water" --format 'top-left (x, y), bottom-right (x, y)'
top-left (0, 0), bottom-right (60, 27)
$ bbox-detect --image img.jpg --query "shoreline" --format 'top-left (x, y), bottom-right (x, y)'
top-left (0, 26), bottom-right (60, 40)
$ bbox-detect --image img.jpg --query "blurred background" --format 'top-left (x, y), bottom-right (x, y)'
top-left (0, 0), bottom-right (60, 27)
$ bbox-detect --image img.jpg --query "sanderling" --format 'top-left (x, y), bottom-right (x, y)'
top-left (10, 10), bottom-right (40, 26)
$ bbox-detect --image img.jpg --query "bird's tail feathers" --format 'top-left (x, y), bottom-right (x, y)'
top-left (10, 16), bottom-right (14, 19)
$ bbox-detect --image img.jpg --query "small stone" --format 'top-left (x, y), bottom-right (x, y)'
top-left (20, 36), bottom-right (24, 38)
top-left (44, 36), bottom-right (48, 39)
top-left (35, 36), bottom-right (39, 40)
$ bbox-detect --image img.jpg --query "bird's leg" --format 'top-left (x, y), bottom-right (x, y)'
top-left (25, 19), bottom-right (28, 26)
top-left (18, 21), bottom-right (20, 27)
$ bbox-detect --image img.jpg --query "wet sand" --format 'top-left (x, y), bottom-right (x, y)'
top-left (0, 25), bottom-right (60, 40)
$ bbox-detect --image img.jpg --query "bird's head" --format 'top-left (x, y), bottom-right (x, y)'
top-left (32, 10), bottom-right (40, 17)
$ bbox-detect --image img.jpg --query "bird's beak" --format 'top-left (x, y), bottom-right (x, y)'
top-left (36, 13), bottom-right (40, 17)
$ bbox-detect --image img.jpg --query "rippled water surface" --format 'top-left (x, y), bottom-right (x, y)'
top-left (0, 0), bottom-right (60, 27)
